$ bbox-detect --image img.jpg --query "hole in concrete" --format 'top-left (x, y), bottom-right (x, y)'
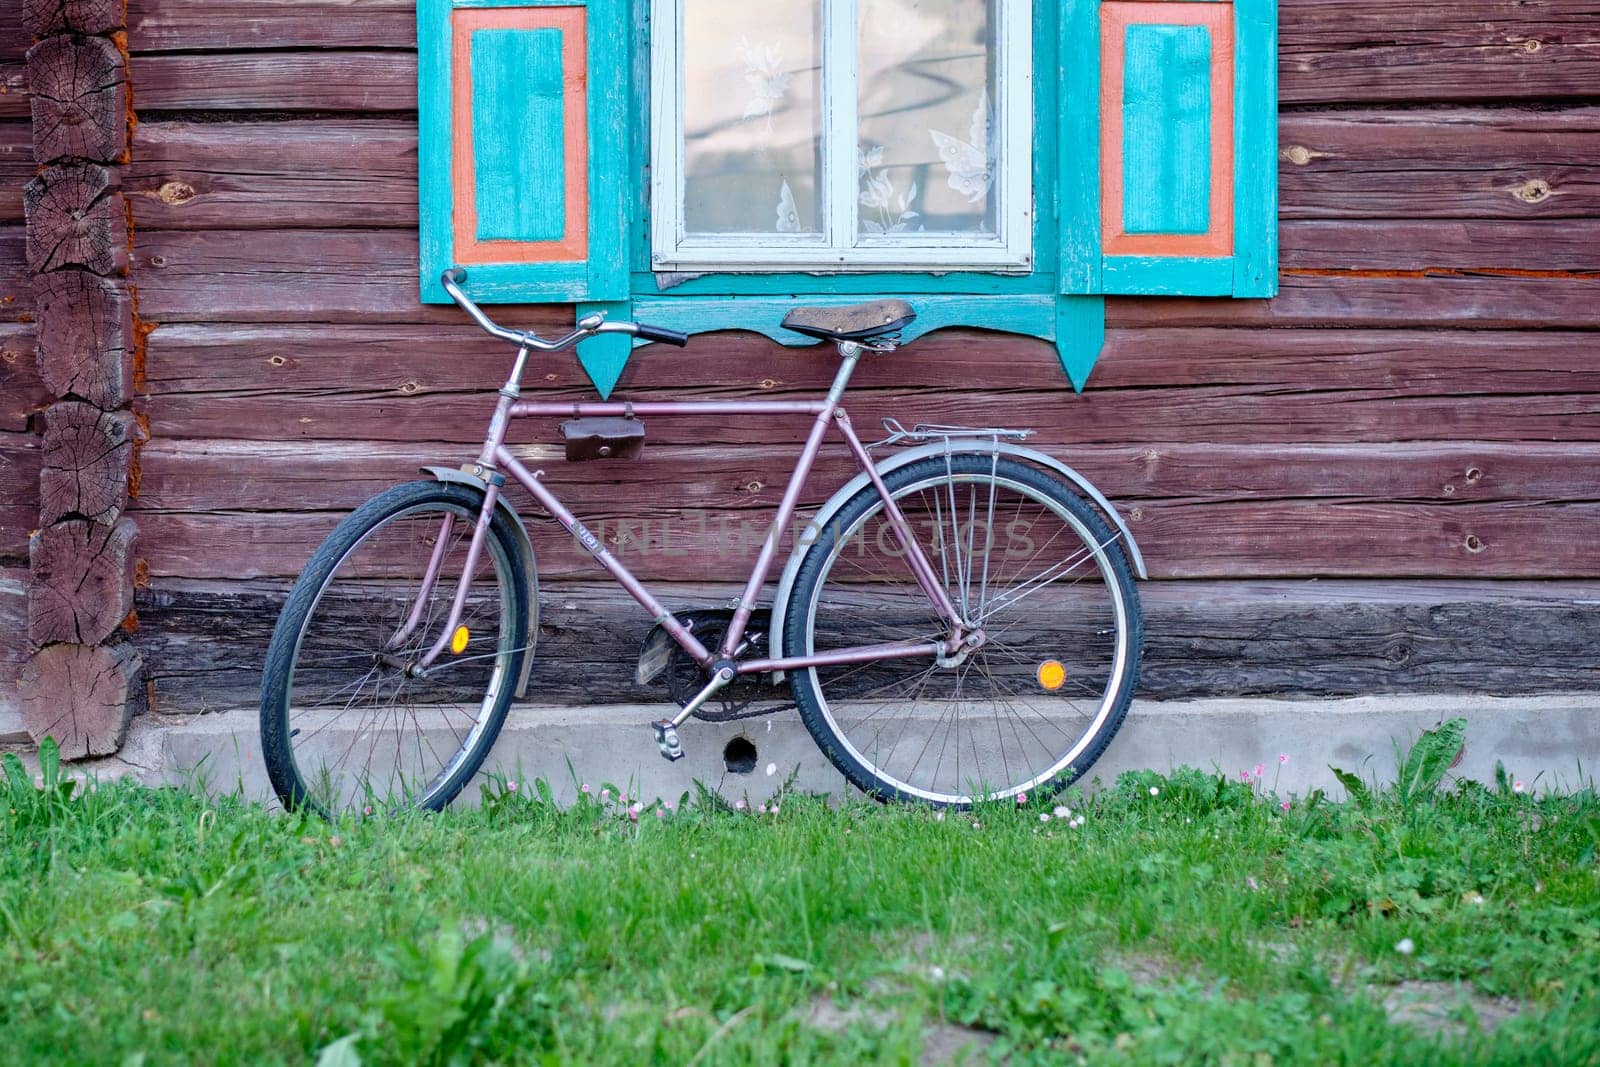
top-left (724, 737), bottom-right (758, 774)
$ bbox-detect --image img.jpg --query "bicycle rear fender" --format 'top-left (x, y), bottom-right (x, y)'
top-left (421, 465), bottom-right (540, 699)
top-left (765, 442), bottom-right (1148, 678)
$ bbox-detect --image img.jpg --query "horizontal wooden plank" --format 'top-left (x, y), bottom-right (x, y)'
top-left (125, 109), bottom-right (1600, 232)
top-left (131, 498), bottom-right (1600, 582)
top-left (134, 51), bottom-right (417, 113)
top-left (0, 322), bottom-right (44, 433)
top-left (0, 121), bottom-right (30, 224)
top-left (130, 575), bottom-right (1600, 710)
top-left (137, 324), bottom-right (1600, 446)
top-left (131, 227), bottom-right (1600, 327)
top-left (128, 120), bottom-right (418, 231)
top-left (1281, 107), bottom-right (1600, 221)
top-left (1279, 0), bottom-right (1600, 105)
top-left (0, 429), bottom-right (39, 562)
top-left (123, 3), bottom-right (1600, 107)
top-left (140, 322), bottom-right (1600, 396)
top-left (131, 439), bottom-right (1600, 515)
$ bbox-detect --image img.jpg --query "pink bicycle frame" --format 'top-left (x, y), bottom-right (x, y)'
top-left (409, 343), bottom-right (967, 686)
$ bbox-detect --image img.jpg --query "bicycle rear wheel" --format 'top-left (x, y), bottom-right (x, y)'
top-left (259, 481), bottom-right (530, 815)
top-left (784, 454), bottom-right (1142, 807)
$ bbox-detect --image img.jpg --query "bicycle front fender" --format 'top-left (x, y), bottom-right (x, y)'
top-left (765, 441), bottom-right (1148, 678)
top-left (421, 465), bottom-right (540, 699)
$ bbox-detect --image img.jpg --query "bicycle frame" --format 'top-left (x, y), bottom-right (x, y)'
top-left (408, 341), bottom-right (969, 689)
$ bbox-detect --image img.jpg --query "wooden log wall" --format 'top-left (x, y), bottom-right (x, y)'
top-left (11, 0), bottom-right (147, 758)
top-left (86, 0), bottom-right (1600, 714)
top-left (0, 6), bottom-right (43, 742)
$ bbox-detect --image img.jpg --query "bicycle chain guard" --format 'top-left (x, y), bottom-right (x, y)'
top-left (635, 609), bottom-right (793, 722)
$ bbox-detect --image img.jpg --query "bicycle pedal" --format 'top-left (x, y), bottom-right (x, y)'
top-left (651, 720), bottom-right (685, 762)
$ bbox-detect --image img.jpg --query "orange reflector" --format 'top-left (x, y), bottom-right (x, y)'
top-left (1037, 660), bottom-right (1066, 691)
top-left (450, 626), bottom-right (470, 654)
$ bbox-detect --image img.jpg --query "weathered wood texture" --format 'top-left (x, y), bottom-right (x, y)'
top-left (28, 515), bottom-right (137, 646)
top-left (126, 228), bottom-right (1600, 328)
top-left (39, 401), bottom-right (136, 525)
top-left (17, 640), bottom-right (144, 758)
top-left (122, 110), bottom-right (1600, 232)
top-left (105, 0), bottom-right (1600, 712)
top-left (32, 271), bottom-right (134, 406)
top-left (27, 34), bottom-right (127, 164)
top-left (123, 1), bottom-right (1600, 108)
top-left (24, 163), bottom-right (127, 275)
top-left (133, 578), bottom-right (1600, 712)
top-left (0, 431), bottom-right (40, 560)
top-left (22, 0), bottom-right (126, 38)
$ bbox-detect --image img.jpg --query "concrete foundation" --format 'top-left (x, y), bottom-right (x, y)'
top-left (11, 693), bottom-right (1596, 805)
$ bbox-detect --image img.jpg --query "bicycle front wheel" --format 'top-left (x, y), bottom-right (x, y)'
top-left (785, 454), bottom-right (1142, 807)
top-left (260, 481), bottom-right (531, 815)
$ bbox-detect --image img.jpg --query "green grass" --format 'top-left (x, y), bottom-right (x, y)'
top-left (3, 731), bottom-right (1600, 1066)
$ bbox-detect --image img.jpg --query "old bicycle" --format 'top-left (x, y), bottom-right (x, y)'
top-left (259, 268), bottom-right (1147, 814)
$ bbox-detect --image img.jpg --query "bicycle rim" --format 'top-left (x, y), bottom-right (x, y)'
top-left (793, 458), bottom-right (1135, 805)
top-left (280, 499), bottom-right (518, 813)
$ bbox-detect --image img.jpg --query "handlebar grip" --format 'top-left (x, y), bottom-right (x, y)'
top-left (442, 267), bottom-right (467, 286)
top-left (635, 323), bottom-right (690, 347)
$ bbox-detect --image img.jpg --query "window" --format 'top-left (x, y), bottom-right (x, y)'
top-left (648, 0), bottom-right (1032, 271)
top-left (417, 0), bottom-right (1278, 395)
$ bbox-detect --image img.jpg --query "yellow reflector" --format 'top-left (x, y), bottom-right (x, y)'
top-left (450, 626), bottom-right (470, 655)
top-left (1037, 660), bottom-right (1066, 691)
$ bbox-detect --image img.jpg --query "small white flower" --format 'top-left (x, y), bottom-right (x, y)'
top-left (765, 762), bottom-right (777, 777)
top-left (1052, 805), bottom-right (1070, 820)
top-left (756, 804), bottom-right (767, 815)
top-left (770, 804), bottom-right (780, 815)
top-left (971, 821), bottom-right (981, 830)
top-left (1149, 787), bottom-right (1160, 797)
top-left (735, 799), bottom-right (747, 811)
top-left (1395, 938), bottom-right (1416, 956)
top-left (506, 780), bottom-right (519, 793)
top-left (1513, 781), bottom-right (1526, 794)
top-left (934, 811), bottom-right (946, 822)
top-left (1039, 813), bottom-right (1050, 822)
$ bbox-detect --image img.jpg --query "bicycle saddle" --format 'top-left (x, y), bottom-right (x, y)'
top-left (781, 300), bottom-right (916, 344)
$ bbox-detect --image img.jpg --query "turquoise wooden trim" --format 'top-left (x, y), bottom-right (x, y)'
top-left (1057, 0), bottom-right (1102, 294)
top-left (626, 293), bottom-right (1105, 395)
top-left (418, 0), bottom-right (630, 305)
top-left (1122, 24), bottom-right (1212, 236)
top-left (577, 300), bottom-right (634, 398)
top-left (1102, 255), bottom-right (1233, 295)
top-left (1232, 0), bottom-right (1278, 297)
top-left (630, 271), bottom-right (1053, 298)
top-left (417, 0), bottom-right (453, 301)
top-left (471, 27), bottom-right (565, 242)
top-left (1055, 296), bottom-right (1104, 393)
top-left (1057, 0), bottom-right (1277, 300)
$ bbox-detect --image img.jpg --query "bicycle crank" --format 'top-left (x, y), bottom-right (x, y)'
top-left (636, 609), bottom-right (794, 723)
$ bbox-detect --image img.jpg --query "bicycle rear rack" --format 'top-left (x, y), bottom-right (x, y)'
top-left (871, 417), bottom-right (1034, 448)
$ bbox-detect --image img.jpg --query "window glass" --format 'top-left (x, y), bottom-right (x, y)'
top-left (681, 0), bottom-right (824, 236)
top-left (857, 0), bottom-right (997, 238)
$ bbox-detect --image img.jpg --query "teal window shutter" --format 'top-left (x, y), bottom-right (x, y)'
top-left (1059, 0), bottom-right (1277, 298)
top-left (417, 0), bottom-right (629, 306)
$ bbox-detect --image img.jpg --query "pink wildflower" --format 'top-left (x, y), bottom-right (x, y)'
top-left (1246, 876), bottom-right (1260, 891)
top-left (1280, 800), bottom-right (1291, 811)
top-left (1513, 781), bottom-right (1526, 794)
top-left (362, 805), bottom-right (374, 816)
top-left (506, 780), bottom-right (518, 793)
top-left (1279, 753), bottom-right (1290, 764)
top-left (757, 804), bottom-right (768, 815)
top-left (1016, 792), bottom-right (1028, 805)
top-left (1240, 770), bottom-right (1252, 783)
top-left (628, 802), bottom-right (642, 821)
top-left (619, 792), bottom-right (628, 806)
top-left (1052, 805), bottom-right (1071, 820)
top-left (655, 807), bottom-right (666, 820)
top-left (770, 804), bottom-right (781, 815)
top-left (1253, 763), bottom-right (1266, 779)
top-left (735, 799), bottom-right (747, 811)
top-left (580, 783), bottom-right (592, 795)
top-left (600, 788), bottom-right (611, 803)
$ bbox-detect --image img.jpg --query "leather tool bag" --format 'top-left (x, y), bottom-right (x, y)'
top-left (561, 415), bottom-right (645, 462)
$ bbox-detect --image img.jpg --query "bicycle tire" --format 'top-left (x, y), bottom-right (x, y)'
top-left (260, 481), bottom-right (531, 815)
top-left (784, 454), bottom-right (1142, 807)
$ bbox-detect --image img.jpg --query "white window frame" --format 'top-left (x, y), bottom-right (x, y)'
top-left (649, 0), bottom-right (1033, 273)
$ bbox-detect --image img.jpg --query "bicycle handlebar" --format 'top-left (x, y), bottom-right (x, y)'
top-left (441, 268), bottom-right (689, 349)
